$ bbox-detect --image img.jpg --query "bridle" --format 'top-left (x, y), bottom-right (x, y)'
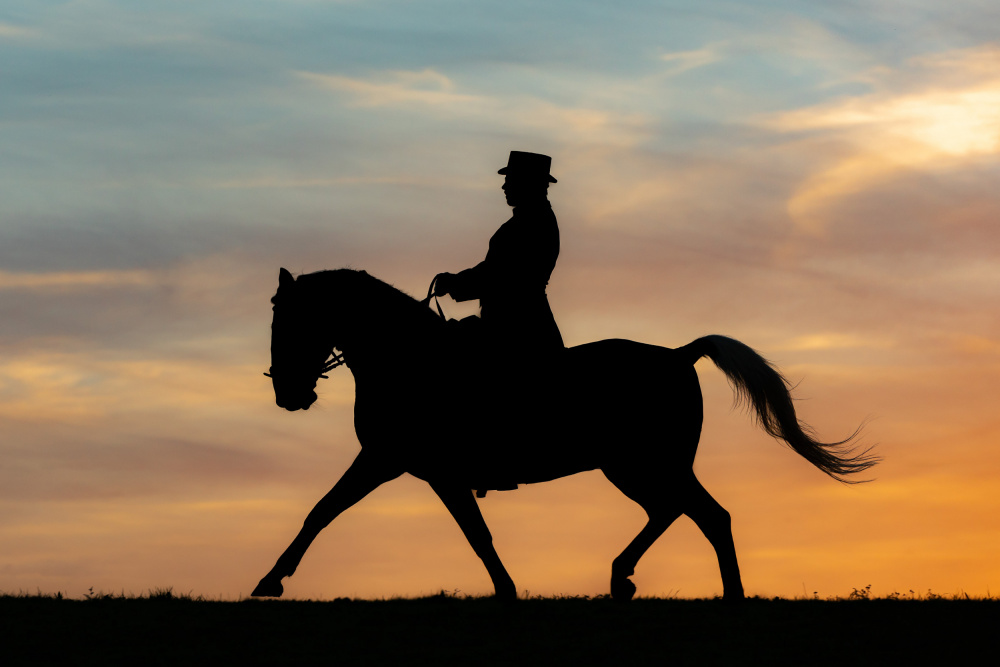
top-left (264, 295), bottom-right (347, 382)
top-left (263, 350), bottom-right (347, 381)
top-left (265, 273), bottom-right (441, 383)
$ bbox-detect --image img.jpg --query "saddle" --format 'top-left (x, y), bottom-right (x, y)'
top-left (420, 277), bottom-right (564, 497)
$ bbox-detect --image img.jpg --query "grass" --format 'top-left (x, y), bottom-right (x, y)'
top-left (2, 588), bottom-right (997, 665)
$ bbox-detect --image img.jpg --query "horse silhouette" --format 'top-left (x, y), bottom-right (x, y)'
top-left (252, 268), bottom-right (876, 601)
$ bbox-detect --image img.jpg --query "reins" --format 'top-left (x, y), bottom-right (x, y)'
top-left (419, 275), bottom-right (447, 321)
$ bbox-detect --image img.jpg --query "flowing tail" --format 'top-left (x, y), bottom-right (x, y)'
top-left (678, 335), bottom-right (879, 483)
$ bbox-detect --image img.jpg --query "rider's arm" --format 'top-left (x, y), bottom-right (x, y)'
top-left (446, 261), bottom-right (488, 302)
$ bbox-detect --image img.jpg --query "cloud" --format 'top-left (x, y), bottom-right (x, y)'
top-left (0, 351), bottom-right (280, 422)
top-left (762, 44), bottom-right (1000, 233)
top-left (660, 45), bottom-right (724, 76)
top-left (297, 69), bottom-right (485, 108)
top-left (0, 21), bottom-right (37, 38)
top-left (0, 269), bottom-right (156, 292)
top-left (202, 175), bottom-right (445, 190)
top-left (298, 67), bottom-right (651, 149)
top-left (775, 87), bottom-right (1000, 157)
top-left (778, 333), bottom-right (896, 352)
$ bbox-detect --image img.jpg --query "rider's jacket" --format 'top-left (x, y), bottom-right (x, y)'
top-left (448, 199), bottom-right (564, 353)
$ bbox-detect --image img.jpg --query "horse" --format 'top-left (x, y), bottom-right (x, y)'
top-left (251, 267), bottom-right (876, 601)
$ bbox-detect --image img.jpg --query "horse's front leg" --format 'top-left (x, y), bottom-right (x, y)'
top-left (430, 482), bottom-right (517, 601)
top-left (252, 450), bottom-right (402, 597)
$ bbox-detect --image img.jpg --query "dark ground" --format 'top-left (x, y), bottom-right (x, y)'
top-left (2, 592), bottom-right (996, 665)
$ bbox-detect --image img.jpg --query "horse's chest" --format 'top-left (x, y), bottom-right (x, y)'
top-left (352, 389), bottom-right (427, 448)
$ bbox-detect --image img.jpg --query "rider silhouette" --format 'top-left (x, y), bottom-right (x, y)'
top-left (433, 151), bottom-right (564, 360)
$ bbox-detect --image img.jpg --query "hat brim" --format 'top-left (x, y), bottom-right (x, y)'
top-left (498, 167), bottom-right (557, 183)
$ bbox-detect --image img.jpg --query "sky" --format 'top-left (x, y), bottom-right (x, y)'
top-left (2, 0), bottom-right (999, 600)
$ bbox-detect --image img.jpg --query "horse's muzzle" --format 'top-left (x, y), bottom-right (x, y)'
top-left (275, 389), bottom-right (318, 412)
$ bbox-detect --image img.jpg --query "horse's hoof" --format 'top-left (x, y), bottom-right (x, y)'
top-left (251, 576), bottom-right (284, 598)
top-left (493, 586), bottom-right (517, 603)
top-left (611, 577), bottom-right (637, 602)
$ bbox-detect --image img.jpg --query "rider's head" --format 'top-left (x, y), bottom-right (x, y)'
top-left (498, 151), bottom-right (556, 206)
top-left (502, 176), bottom-right (550, 206)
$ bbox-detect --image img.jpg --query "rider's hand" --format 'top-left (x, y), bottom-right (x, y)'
top-left (433, 273), bottom-right (453, 297)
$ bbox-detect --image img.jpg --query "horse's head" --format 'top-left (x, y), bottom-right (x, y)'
top-left (267, 268), bottom-right (341, 411)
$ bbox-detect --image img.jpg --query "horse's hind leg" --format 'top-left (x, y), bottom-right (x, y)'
top-left (610, 511), bottom-right (682, 602)
top-left (682, 473), bottom-right (744, 601)
top-left (603, 468), bottom-right (683, 602)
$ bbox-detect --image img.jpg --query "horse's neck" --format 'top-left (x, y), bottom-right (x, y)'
top-left (339, 328), bottom-right (407, 367)
top-left (320, 278), bottom-right (438, 378)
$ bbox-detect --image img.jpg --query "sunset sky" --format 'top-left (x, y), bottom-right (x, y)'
top-left (3, 1), bottom-right (999, 600)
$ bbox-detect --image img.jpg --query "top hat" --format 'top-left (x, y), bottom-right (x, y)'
top-left (498, 151), bottom-right (557, 183)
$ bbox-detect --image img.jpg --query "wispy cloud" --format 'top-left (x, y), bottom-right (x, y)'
top-left (775, 87), bottom-right (1000, 156)
top-left (763, 44), bottom-right (1000, 233)
top-left (0, 21), bottom-right (37, 38)
top-left (0, 269), bottom-right (156, 291)
top-left (297, 69), bottom-right (484, 108)
top-left (203, 175), bottom-right (441, 190)
top-left (777, 333), bottom-right (896, 352)
top-left (298, 67), bottom-right (651, 149)
top-left (660, 44), bottom-right (724, 76)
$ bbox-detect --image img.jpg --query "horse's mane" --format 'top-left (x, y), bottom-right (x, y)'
top-left (297, 269), bottom-right (445, 330)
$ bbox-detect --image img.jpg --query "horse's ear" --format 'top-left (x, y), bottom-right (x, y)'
top-left (279, 268), bottom-right (294, 288)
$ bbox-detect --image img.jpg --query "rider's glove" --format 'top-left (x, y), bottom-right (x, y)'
top-left (433, 273), bottom-right (454, 297)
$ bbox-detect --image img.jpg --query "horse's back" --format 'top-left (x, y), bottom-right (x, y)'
top-left (563, 338), bottom-right (702, 406)
top-left (566, 337), bottom-right (697, 364)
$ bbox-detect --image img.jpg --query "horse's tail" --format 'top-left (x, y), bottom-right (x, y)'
top-left (678, 335), bottom-right (878, 483)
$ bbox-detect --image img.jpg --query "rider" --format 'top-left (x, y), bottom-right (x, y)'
top-left (433, 151), bottom-right (564, 361)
